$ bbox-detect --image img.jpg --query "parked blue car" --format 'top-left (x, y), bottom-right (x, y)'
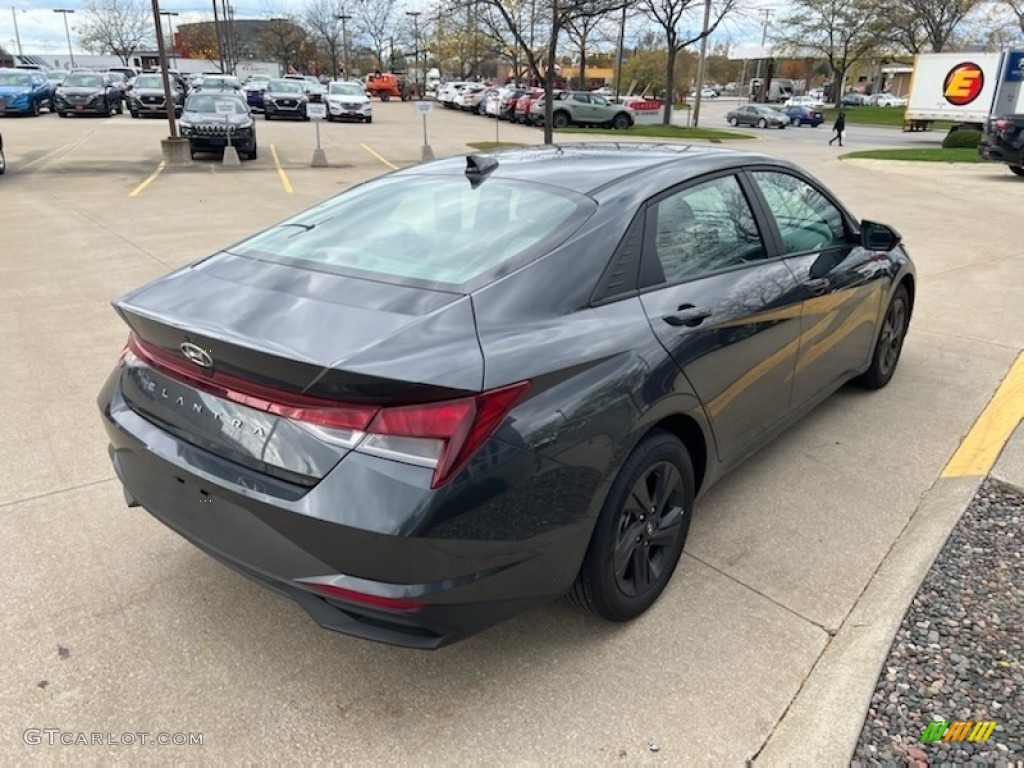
top-left (0, 68), bottom-right (55, 116)
top-left (783, 105), bottom-right (825, 127)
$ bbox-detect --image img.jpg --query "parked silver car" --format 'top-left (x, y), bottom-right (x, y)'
top-left (726, 104), bottom-right (788, 129)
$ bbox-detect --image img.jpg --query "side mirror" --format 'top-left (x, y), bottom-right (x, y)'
top-left (860, 220), bottom-right (901, 251)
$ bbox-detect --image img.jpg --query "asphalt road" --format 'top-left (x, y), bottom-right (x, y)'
top-left (1, 101), bottom-right (1021, 764)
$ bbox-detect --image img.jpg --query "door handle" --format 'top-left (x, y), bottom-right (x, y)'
top-left (662, 305), bottom-right (713, 328)
top-left (802, 278), bottom-right (830, 295)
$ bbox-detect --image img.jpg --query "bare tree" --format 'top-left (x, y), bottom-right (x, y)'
top-left (564, 6), bottom-right (606, 89)
top-left (775, 0), bottom-right (884, 99)
top-left (259, 17), bottom-right (310, 71)
top-left (1000, 0), bottom-right (1024, 36)
top-left (77, 0), bottom-right (152, 65)
top-left (475, 0), bottom-right (627, 143)
top-left (642, 0), bottom-right (738, 123)
top-left (880, 0), bottom-right (985, 53)
top-left (355, 0), bottom-right (397, 70)
top-left (305, 0), bottom-right (345, 78)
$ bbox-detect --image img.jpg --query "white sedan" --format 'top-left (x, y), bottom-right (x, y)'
top-left (785, 95), bottom-right (825, 109)
top-left (871, 93), bottom-right (908, 107)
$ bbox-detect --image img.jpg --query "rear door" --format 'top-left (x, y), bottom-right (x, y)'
top-left (637, 172), bottom-right (804, 462)
top-left (745, 169), bottom-right (887, 405)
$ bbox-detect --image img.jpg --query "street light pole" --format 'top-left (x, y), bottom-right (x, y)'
top-left (53, 9), bottom-right (75, 67)
top-left (11, 7), bottom-right (23, 58)
top-left (406, 11), bottom-right (421, 94)
top-left (337, 13), bottom-right (352, 79)
top-left (160, 11), bottom-right (179, 69)
top-left (148, 0), bottom-right (178, 139)
top-left (614, 5), bottom-right (625, 100)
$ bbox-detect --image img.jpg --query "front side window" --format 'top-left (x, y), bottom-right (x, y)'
top-left (229, 176), bottom-right (592, 289)
top-left (650, 175), bottom-right (766, 282)
top-left (750, 171), bottom-right (848, 255)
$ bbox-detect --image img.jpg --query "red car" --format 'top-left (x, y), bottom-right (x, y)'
top-left (514, 89), bottom-right (544, 124)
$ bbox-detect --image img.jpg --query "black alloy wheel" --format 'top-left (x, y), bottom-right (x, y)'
top-left (569, 431), bottom-right (694, 621)
top-left (855, 285), bottom-right (910, 389)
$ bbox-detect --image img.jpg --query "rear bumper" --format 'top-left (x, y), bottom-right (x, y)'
top-left (978, 142), bottom-right (1021, 165)
top-left (98, 369), bottom-right (595, 649)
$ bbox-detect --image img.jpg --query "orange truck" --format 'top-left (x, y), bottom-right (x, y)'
top-left (365, 72), bottom-right (410, 101)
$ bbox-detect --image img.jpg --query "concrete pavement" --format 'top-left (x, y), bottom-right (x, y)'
top-left (1, 102), bottom-right (1021, 764)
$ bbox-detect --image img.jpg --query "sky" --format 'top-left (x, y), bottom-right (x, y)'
top-left (5, 0), bottom-right (773, 58)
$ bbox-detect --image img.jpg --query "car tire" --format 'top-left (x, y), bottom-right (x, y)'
top-left (116, 100), bottom-right (124, 115)
top-left (365, 116), bottom-right (372, 123)
top-left (1009, 165), bottom-right (1024, 176)
top-left (189, 147), bottom-right (197, 160)
top-left (0, 147), bottom-right (5, 175)
top-left (552, 111), bottom-right (570, 129)
top-left (265, 113), bottom-right (272, 120)
top-left (130, 111), bottom-right (139, 119)
top-left (612, 112), bottom-right (631, 130)
top-left (246, 142), bottom-right (257, 160)
top-left (32, 100), bottom-right (40, 116)
top-left (728, 116), bottom-right (738, 126)
top-left (569, 430), bottom-right (695, 621)
top-left (758, 117), bottom-right (767, 128)
top-left (380, 93), bottom-right (390, 102)
top-left (58, 111), bottom-right (67, 118)
top-left (853, 284), bottom-right (910, 389)
top-left (791, 117), bottom-right (799, 126)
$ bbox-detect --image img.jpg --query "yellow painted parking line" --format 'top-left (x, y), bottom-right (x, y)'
top-left (361, 143), bottom-right (399, 170)
top-left (270, 144), bottom-right (294, 194)
top-left (942, 351), bottom-right (1024, 477)
top-left (129, 161), bottom-right (165, 197)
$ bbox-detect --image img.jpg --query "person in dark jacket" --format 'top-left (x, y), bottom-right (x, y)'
top-left (829, 111), bottom-right (846, 146)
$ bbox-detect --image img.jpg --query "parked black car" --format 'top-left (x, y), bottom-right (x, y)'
top-left (53, 72), bottom-right (122, 117)
top-left (128, 73), bottom-right (184, 118)
top-left (263, 79), bottom-right (309, 120)
top-left (178, 92), bottom-right (257, 160)
top-left (783, 105), bottom-right (825, 127)
top-left (98, 144), bottom-right (915, 649)
top-left (979, 115), bottom-right (1024, 177)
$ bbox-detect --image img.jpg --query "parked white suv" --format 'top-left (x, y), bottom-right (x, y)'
top-left (325, 81), bottom-right (372, 123)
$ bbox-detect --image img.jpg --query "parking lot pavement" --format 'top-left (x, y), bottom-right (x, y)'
top-left (2, 102), bottom-right (1023, 763)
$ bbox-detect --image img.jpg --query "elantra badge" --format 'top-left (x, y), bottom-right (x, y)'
top-left (180, 342), bottom-right (213, 368)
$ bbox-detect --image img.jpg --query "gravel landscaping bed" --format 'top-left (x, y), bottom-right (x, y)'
top-left (853, 477), bottom-right (1024, 767)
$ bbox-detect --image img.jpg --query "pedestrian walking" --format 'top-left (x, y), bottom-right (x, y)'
top-left (829, 111), bottom-right (846, 146)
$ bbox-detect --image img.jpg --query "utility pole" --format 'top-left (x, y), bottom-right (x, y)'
top-left (211, 0), bottom-right (225, 73)
top-left (53, 9), bottom-right (75, 67)
top-left (160, 11), bottom-right (179, 69)
top-left (691, 0), bottom-right (712, 127)
top-left (407, 11), bottom-right (421, 94)
top-left (148, 0), bottom-right (178, 139)
top-left (10, 7), bottom-right (23, 58)
top-left (614, 5), bottom-right (625, 100)
top-left (337, 12), bottom-right (352, 79)
top-left (754, 8), bottom-right (772, 86)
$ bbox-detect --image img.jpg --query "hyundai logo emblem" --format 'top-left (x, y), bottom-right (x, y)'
top-left (180, 342), bottom-right (214, 368)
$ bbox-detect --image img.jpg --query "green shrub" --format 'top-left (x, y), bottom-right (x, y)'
top-left (942, 128), bottom-right (983, 148)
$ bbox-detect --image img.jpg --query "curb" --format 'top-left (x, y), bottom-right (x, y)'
top-left (755, 419), bottom-right (1024, 766)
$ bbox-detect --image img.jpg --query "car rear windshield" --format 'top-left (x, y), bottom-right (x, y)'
top-left (134, 76), bottom-right (163, 88)
top-left (228, 175), bottom-right (594, 290)
top-left (64, 74), bottom-right (103, 87)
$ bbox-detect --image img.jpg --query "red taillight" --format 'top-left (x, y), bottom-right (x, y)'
top-left (300, 581), bottom-right (423, 612)
top-left (124, 333), bottom-right (530, 487)
top-left (368, 381), bottom-right (530, 488)
top-left (995, 118), bottom-right (1010, 131)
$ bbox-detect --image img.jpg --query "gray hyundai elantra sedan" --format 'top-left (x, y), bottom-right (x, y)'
top-left (99, 144), bottom-right (915, 648)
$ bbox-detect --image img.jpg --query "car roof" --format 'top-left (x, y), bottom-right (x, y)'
top-left (392, 143), bottom-right (792, 196)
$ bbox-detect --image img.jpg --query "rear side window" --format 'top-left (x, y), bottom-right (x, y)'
top-left (230, 176), bottom-right (592, 289)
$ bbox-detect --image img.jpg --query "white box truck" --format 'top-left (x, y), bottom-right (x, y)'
top-left (903, 52), bottom-right (1002, 131)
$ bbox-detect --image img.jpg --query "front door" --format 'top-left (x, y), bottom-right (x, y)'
top-left (638, 173), bottom-right (805, 462)
top-left (746, 169), bottom-right (888, 405)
